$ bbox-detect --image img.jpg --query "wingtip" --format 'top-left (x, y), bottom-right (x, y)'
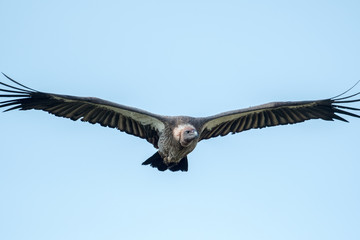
top-left (332, 80), bottom-right (360, 99)
top-left (0, 73), bottom-right (37, 92)
top-left (2, 72), bottom-right (11, 80)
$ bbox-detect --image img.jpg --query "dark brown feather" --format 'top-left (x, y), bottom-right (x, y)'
top-left (0, 77), bottom-right (165, 148)
top-left (198, 96), bottom-right (360, 141)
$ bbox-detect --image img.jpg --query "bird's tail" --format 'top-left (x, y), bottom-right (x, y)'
top-left (142, 152), bottom-right (188, 172)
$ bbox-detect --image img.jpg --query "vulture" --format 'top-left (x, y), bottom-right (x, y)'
top-left (1, 73), bottom-right (360, 172)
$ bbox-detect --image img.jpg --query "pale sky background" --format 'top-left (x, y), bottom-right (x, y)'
top-left (0, 1), bottom-right (359, 240)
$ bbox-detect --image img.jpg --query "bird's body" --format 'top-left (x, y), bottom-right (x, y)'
top-left (143, 117), bottom-right (200, 171)
top-left (159, 121), bottom-right (198, 163)
top-left (1, 73), bottom-right (360, 172)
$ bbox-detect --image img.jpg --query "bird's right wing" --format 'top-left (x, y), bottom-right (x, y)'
top-left (198, 86), bottom-right (360, 141)
top-left (0, 74), bottom-right (166, 148)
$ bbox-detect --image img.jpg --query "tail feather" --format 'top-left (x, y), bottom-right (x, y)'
top-left (142, 152), bottom-right (168, 171)
top-left (169, 157), bottom-right (188, 172)
top-left (142, 152), bottom-right (188, 172)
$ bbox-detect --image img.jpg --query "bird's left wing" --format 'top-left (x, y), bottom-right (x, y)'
top-left (198, 89), bottom-right (360, 141)
top-left (0, 74), bottom-right (165, 147)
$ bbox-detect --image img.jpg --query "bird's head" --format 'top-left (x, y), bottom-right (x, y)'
top-left (181, 127), bottom-right (199, 146)
top-left (173, 124), bottom-right (199, 147)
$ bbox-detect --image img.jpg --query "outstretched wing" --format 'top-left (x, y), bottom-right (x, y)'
top-left (199, 86), bottom-right (360, 141)
top-left (0, 74), bottom-right (165, 148)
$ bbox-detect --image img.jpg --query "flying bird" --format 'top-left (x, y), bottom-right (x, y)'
top-left (1, 73), bottom-right (360, 172)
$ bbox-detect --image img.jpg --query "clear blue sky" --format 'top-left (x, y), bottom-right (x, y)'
top-left (1, 1), bottom-right (359, 239)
